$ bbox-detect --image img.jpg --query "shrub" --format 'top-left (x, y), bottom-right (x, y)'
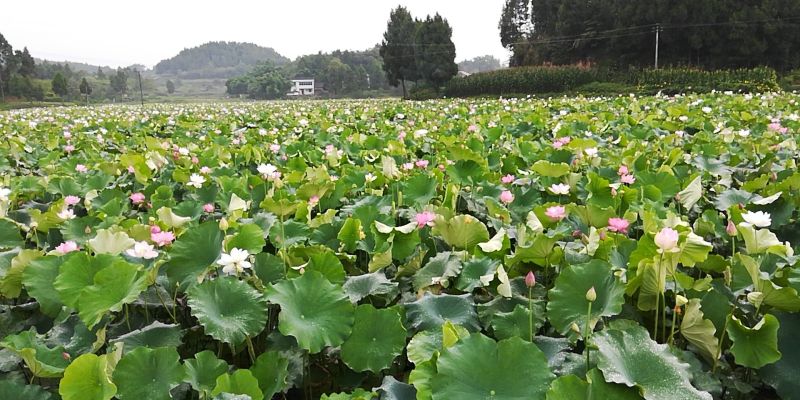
top-left (443, 65), bottom-right (608, 97)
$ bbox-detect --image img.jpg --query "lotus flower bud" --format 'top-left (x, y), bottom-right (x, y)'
top-left (586, 286), bottom-right (597, 302)
top-left (726, 220), bottom-right (737, 236)
top-left (525, 271), bottom-right (536, 288)
top-left (675, 294), bottom-right (688, 306)
top-left (219, 218), bottom-right (229, 231)
top-left (570, 322), bottom-right (581, 334)
top-left (747, 291), bottom-right (764, 307)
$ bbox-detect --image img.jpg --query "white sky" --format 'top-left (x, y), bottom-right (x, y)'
top-left (2, 0), bottom-right (508, 68)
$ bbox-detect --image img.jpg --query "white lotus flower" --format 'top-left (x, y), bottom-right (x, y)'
top-left (257, 163), bottom-right (277, 177)
top-left (741, 211), bottom-right (771, 228)
top-left (365, 173), bottom-right (377, 183)
top-left (217, 248), bottom-right (252, 275)
top-left (125, 241), bottom-right (159, 259)
top-left (187, 173), bottom-right (206, 188)
top-left (549, 183), bottom-right (570, 195)
top-left (584, 148), bottom-right (599, 157)
top-left (0, 187), bottom-right (10, 202)
top-left (57, 208), bottom-right (76, 220)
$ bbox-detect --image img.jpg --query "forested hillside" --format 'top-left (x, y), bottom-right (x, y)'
top-left (154, 41), bottom-right (289, 79)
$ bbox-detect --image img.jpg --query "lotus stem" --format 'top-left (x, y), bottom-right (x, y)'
top-left (528, 286), bottom-right (534, 342)
top-left (585, 300), bottom-right (594, 371)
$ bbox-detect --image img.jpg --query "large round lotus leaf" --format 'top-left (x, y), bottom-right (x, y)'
top-left (184, 350), bottom-right (229, 396)
top-left (725, 313), bottom-right (781, 369)
top-left (113, 347), bottom-right (184, 400)
top-left (211, 369), bottom-right (263, 400)
top-left (59, 353), bottom-right (116, 400)
top-left (547, 260), bottom-right (624, 335)
top-left (404, 293), bottom-right (480, 333)
top-left (413, 252), bottom-right (462, 290)
top-left (77, 258), bottom-right (148, 329)
top-left (492, 303), bottom-right (546, 341)
top-left (162, 221), bottom-right (223, 291)
top-left (430, 333), bottom-right (554, 400)
top-left (53, 252), bottom-right (106, 308)
top-left (341, 304), bottom-right (407, 372)
top-left (0, 330), bottom-right (69, 378)
top-left (109, 321), bottom-right (183, 352)
top-left (545, 369), bottom-right (642, 400)
top-left (432, 214), bottom-right (490, 250)
top-left (593, 320), bottom-right (711, 400)
top-left (375, 375), bottom-right (416, 400)
top-left (188, 277), bottom-right (268, 345)
top-left (249, 350), bottom-right (289, 398)
top-left (0, 378), bottom-right (53, 400)
top-left (266, 271), bottom-right (354, 353)
top-left (761, 312), bottom-right (800, 400)
top-left (342, 271), bottom-right (398, 303)
top-left (22, 255), bottom-right (64, 317)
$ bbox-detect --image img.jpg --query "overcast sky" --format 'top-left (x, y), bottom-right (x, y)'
top-left (2, 0), bottom-right (508, 68)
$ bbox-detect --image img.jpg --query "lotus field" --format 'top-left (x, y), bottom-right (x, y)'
top-left (0, 93), bottom-right (799, 400)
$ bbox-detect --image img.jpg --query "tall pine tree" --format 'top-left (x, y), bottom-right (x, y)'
top-left (379, 6), bottom-right (418, 97)
top-left (414, 14), bottom-right (458, 89)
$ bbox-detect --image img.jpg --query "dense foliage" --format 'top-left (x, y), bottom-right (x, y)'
top-left (0, 93), bottom-right (799, 399)
top-left (154, 42), bottom-right (289, 79)
top-left (500, 0), bottom-right (800, 71)
top-left (226, 62), bottom-right (291, 100)
top-left (443, 66), bottom-right (780, 97)
top-left (458, 55), bottom-right (504, 74)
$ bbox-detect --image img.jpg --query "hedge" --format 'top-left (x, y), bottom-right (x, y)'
top-left (443, 66), bottom-right (780, 97)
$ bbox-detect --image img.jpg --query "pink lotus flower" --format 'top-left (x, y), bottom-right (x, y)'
top-left (203, 203), bottom-right (215, 213)
top-left (130, 192), bottom-right (146, 204)
top-left (415, 159), bottom-right (429, 169)
top-left (500, 190), bottom-right (514, 204)
top-left (607, 217), bottom-right (630, 234)
top-left (191, 156), bottom-right (199, 164)
top-left (64, 195), bottom-right (81, 206)
top-left (768, 122), bottom-right (788, 134)
top-left (552, 141), bottom-right (564, 149)
top-left (620, 174), bottom-right (636, 184)
top-left (75, 164), bottom-right (88, 173)
top-left (501, 174), bottom-right (515, 184)
top-left (151, 230), bottom-right (176, 247)
top-left (127, 165), bottom-right (135, 173)
top-left (545, 205), bottom-right (566, 221)
top-left (309, 195), bottom-right (320, 205)
top-left (270, 144), bottom-right (281, 153)
top-left (55, 241), bottom-right (79, 255)
top-left (64, 144), bottom-right (75, 153)
top-left (402, 162), bottom-right (414, 170)
top-left (726, 219), bottom-right (737, 236)
top-left (415, 211), bottom-right (436, 228)
top-left (618, 165), bottom-right (629, 176)
top-left (654, 227), bottom-right (680, 252)
top-left (200, 166), bottom-right (212, 174)
top-left (468, 124), bottom-right (478, 132)
top-left (398, 131), bottom-right (407, 140)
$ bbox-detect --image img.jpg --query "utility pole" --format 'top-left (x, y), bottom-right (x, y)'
top-left (137, 70), bottom-right (144, 106)
top-left (654, 24), bottom-right (661, 69)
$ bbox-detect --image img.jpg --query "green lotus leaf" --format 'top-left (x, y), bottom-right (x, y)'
top-left (110, 321), bottom-right (183, 352)
top-left (337, 217), bottom-right (363, 253)
top-left (250, 351), bottom-right (289, 399)
top-left (761, 312), bottom-right (800, 400)
top-left (492, 303), bottom-right (545, 341)
top-left (408, 358), bottom-right (436, 400)
top-left (737, 223), bottom-right (788, 256)
top-left (677, 176), bottom-right (703, 210)
top-left (88, 229), bottom-right (135, 255)
top-left (321, 388), bottom-right (377, 400)
top-left (432, 214), bottom-right (489, 250)
top-left (162, 221), bottom-right (223, 291)
top-left (0, 378), bottom-right (53, 400)
top-left (405, 293), bottom-right (480, 333)
top-left (183, 350), bottom-right (229, 396)
top-left (402, 173), bottom-right (438, 206)
top-left (213, 394), bottom-right (252, 400)
top-left (225, 224), bottom-right (266, 254)
top-left (342, 271), bottom-right (398, 303)
top-left (0, 219), bottom-right (23, 249)
top-left (430, 334), bottom-right (554, 400)
top-left (188, 277), bottom-right (268, 345)
top-left (0, 330), bottom-right (69, 378)
top-left (53, 252), bottom-right (106, 308)
top-left (269, 220), bottom-right (310, 248)
top-left (211, 369), bottom-right (263, 400)
top-left (156, 206), bottom-right (192, 229)
top-left (78, 259), bottom-right (148, 329)
top-left (374, 375), bottom-right (416, 400)
top-left (532, 160), bottom-right (571, 177)
top-left (726, 313), bottom-right (781, 368)
top-left (679, 299), bottom-right (718, 362)
top-left (341, 305), bottom-right (407, 372)
top-left (545, 369), bottom-right (643, 400)
top-left (455, 257), bottom-right (499, 292)
top-left (304, 250), bottom-right (346, 284)
top-left (0, 248), bottom-right (41, 298)
top-left (112, 347), bottom-right (184, 400)
top-left (445, 159), bottom-right (485, 185)
top-left (58, 353), bottom-right (117, 400)
top-left (593, 321), bottom-right (712, 400)
top-left (547, 260), bottom-right (625, 335)
top-left (265, 270), bottom-right (354, 353)
top-left (22, 255), bottom-right (64, 317)
top-left (758, 279), bottom-right (800, 312)
top-left (413, 251), bottom-right (462, 290)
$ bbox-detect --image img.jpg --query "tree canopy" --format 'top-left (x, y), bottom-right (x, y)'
top-left (500, 0), bottom-right (800, 71)
top-left (155, 41), bottom-right (289, 79)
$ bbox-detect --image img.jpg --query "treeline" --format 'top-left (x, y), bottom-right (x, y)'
top-left (226, 47), bottom-right (396, 99)
top-left (500, 0), bottom-right (800, 71)
top-left (155, 42), bottom-right (290, 79)
top-left (0, 34), bottom-right (42, 100)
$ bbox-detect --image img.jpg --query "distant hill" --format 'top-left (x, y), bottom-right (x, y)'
top-left (154, 42), bottom-right (289, 79)
top-left (34, 58), bottom-right (115, 75)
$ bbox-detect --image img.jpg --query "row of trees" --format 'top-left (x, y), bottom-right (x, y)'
top-left (379, 7), bottom-right (458, 97)
top-left (0, 33), bottom-right (41, 100)
top-left (500, 0), bottom-right (800, 71)
top-left (225, 47), bottom-right (396, 99)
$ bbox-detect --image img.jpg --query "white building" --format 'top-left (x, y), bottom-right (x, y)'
top-left (288, 79), bottom-right (315, 96)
